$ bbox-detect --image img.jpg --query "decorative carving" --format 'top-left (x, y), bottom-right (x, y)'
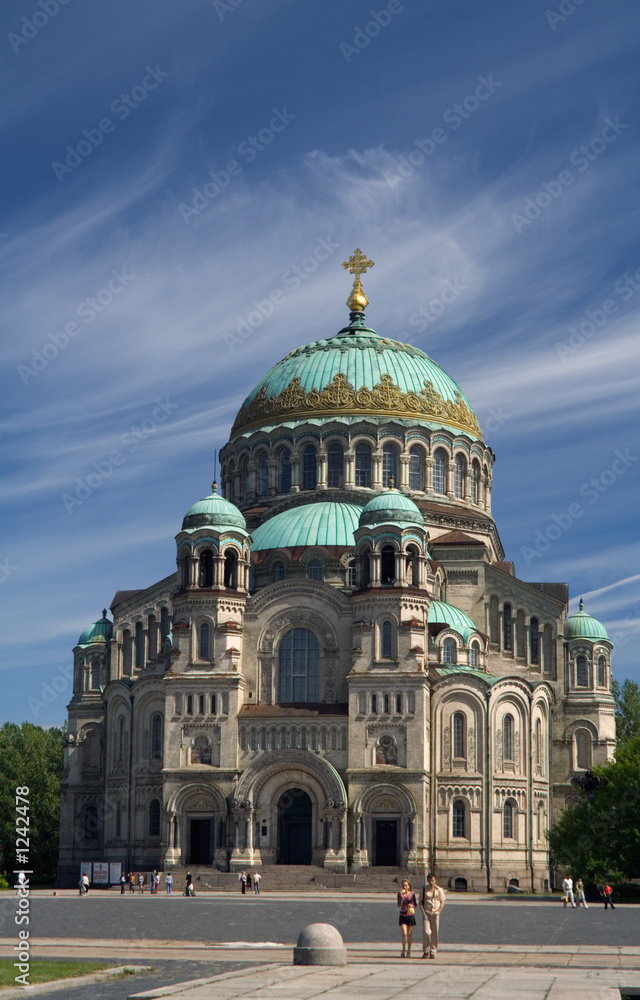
top-left (515, 731), bottom-right (520, 769)
top-left (260, 609), bottom-right (337, 653)
top-left (443, 726), bottom-right (451, 768)
top-left (496, 729), bottom-right (503, 772)
top-left (231, 371), bottom-right (482, 439)
top-left (260, 657), bottom-right (272, 705)
top-left (468, 728), bottom-right (476, 771)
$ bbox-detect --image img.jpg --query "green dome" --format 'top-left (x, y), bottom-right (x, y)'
top-left (251, 501), bottom-right (362, 551)
top-left (78, 610), bottom-right (113, 647)
top-left (359, 488), bottom-right (424, 528)
top-left (564, 600), bottom-right (610, 641)
top-left (231, 321), bottom-right (482, 441)
top-left (428, 600), bottom-right (478, 643)
top-left (182, 484), bottom-right (247, 533)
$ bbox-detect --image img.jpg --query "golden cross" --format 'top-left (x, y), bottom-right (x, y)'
top-left (342, 248), bottom-right (374, 280)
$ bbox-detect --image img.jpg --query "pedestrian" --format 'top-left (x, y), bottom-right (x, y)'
top-left (562, 875), bottom-right (575, 908)
top-left (185, 871), bottom-right (193, 896)
top-left (575, 878), bottom-right (588, 909)
top-left (253, 871), bottom-right (261, 894)
top-left (128, 872), bottom-right (135, 893)
top-left (603, 883), bottom-right (615, 910)
top-left (397, 878), bottom-right (418, 958)
top-left (150, 870), bottom-right (158, 894)
top-left (240, 870), bottom-right (247, 894)
top-left (16, 871), bottom-right (26, 896)
top-left (420, 873), bottom-right (446, 960)
top-left (246, 872), bottom-right (252, 892)
top-left (165, 873), bottom-right (173, 894)
top-left (119, 873), bottom-right (127, 894)
top-left (79, 873), bottom-right (90, 895)
top-left (137, 872), bottom-right (144, 893)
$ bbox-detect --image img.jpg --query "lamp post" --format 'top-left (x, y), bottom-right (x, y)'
top-left (571, 770), bottom-right (608, 806)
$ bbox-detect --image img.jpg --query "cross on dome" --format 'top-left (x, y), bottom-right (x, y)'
top-left (342, 248), bottom-right (375, 316)
top-left (341, 248), bottom-right (375, 279)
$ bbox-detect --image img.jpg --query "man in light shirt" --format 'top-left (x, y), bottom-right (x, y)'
top-left (420, 873), bottom-right (446, 959)
top-left (562, 875), bottom-right (576, 908)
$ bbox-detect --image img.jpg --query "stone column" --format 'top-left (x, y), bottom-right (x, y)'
top-left (345, 452), bottom-right (355, 488)
top-left (317, 452), bottom-right (327, 490)
top-left (371, 552), bottom-right (381, 587)
top-left (268, 459), bottom-right (278, 495)
top-left (425, 458), bottom-right (434, 495)
top-left (189, 556), bottom-right (199, 588)
top-left (399, 455), bottom-right (410, 491)
top-left (372, 451), bottom-right (383, 490)
top-left (446, 461), bottom-right (456, 499)
top-left (290, 456), bottom-right (300, 493)
top-left (395, 551), bottom-right (405, 586)
top-left (214, 555), bottom-right (224, 588)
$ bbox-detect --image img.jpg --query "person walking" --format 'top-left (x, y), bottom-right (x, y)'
top-left (253, 871), bottom-right (261, 894)
top-left (165, 873), bottom-right (173, 894)
top-left (137, 872), bottom-right (144, 893)
top-left (185, 871), bottom-right (193, 896)
top-left (397, 879), bottom-right (418, 958)
top-left (420, 873), bottom-right (446, 960)
top-left (79, 873), bottom-right (90, 895)
top-left (128, 872), bottom-right (135, 893)
top-left (603, 883), bottom-right (615, 910)
top-left (119, 873), bottom-right (127, 894)
top-left (562, 875), bottom-right (575, 908)
top-left (150, 870), bottom-right (159, 894)
top-left (240, 871), bottom-right (247, 894)
top-left (575, 878), bottom-right (588, 909)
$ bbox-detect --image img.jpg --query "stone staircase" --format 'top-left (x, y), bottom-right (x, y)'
top-left (166, 864), bottom-right (411, 893)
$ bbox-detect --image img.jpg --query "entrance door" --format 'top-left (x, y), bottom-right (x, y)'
top-left (278, 789), bottom-right (312, 864)
top-left (189, 818), bottom-right (212, 864)
top-left (374, 819), bottom-right (398, 866)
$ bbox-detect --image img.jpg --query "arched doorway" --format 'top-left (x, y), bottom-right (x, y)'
top-left (278, 788), bottom-right (312, 864)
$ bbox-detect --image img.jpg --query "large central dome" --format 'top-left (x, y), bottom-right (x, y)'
top-left (230, 323), bottom-right (482, 441)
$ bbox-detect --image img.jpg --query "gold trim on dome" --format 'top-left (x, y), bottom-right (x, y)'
top-left (231, 372), bottom-right (483, 439)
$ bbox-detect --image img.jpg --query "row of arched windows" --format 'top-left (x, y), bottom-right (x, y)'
top-left (115, 713), bottom-right (162, 763)
top-left (442, 638), bottom-right (481, 666)
top-left (451, 798), bottom-right (517, 839)
top-left (225, 442), bottom-right (489, 501)
top-left (574, 653), bottom-right (608, 688)
top-left (358, 691), bottom-right (416, 715)
top-left (174, 692), bottom-right (228, 716)
top-left (121, 608), bottom-right (170, 674)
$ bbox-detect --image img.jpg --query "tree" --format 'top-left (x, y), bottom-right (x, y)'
top-left (612, 679), bottom-right (640, 746)
top-left (0, 723), bottom-right (65, 883)
top-left (548, 734), bottom-right (640, 884)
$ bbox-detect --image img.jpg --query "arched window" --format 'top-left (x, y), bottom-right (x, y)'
top-left (503, 604), bottom-right (512, 650)
top-left (452, 799), bottom-right (466, 838)
top-left (308, 560), bottom-right (322, 581)
top-left (240, 456), bottom-right (249, 498)
top-left (405, 545), bottom-right (419, 587)
top-left (347, 560), bottom-right (357, 587)
top-left (395, 693), bottom-right (402, 714)
top-left (535, 718), bottom-right (542, 768)
top-left (210, 693), bottom-right (217, 714)
top-left (186, 694), bottom-right (193, 715)
top-left (355, 442), bottom-right (372, 488)
top-left (576, 654), bottom-right (588, 687)
top-left (135, 621), bottom-right (145, 669)
top-left (117, 717), bottom-right (125, 762)
top-left (381, 545), bottom-right (395, 584)
top-left (382, 443), bottom-right (398, 488)
top-left (576, 730), bottom-right (591, 769)
top-left (408, 445), bottom-right (424, 491)
top-left (597, 655), bottom-right (607, 687)
top-left (147, 614), bottom-right (157, 659)
top-left (199, 548), bottom-right (214, 588)
top-left (302, 444), bottom-right (317, 490)
top-left (433, 449), bottom-right (447, 494)
top-left (381, 620), bottom-right (394, 658)
top-left (383, 693), bottom-right (390, 714)
top-left (454, 454), bottom-right (466, 499)
top-left (327, 443), bottom-right (344, 488)
top-left (453, 712), bottom-right (466, 758)
top-left (174, 694), bottom-right (182, 715)
top-left (160, 607), bottom-right (170, 640)
top-left (454, 877), bottom-right (468, 891)
top-left (273, 561), bottom-right (285, 582)
top-left (469, 641), bottom-right (480, 667)
top-left (149, 799), bottom-right (161, 837)
top-left (151, 713), bottom-right (163, 759)
top-left (503, 713), bottom-right (514, 761)
top-left (503, 800), bottom-right (514, 839)
top-left (198, 694), bottom-right (205, 715)
top-left (371, 693), bottom-right (378, 714)
top-left (90, 660), bottom-right (101, 690)
top-left (84, 805), bottom-right (99, 840)
top-left (530, 618), bottom-right (539, 664)
top-left (278, 628), bottom-right (320, 703)
top-left (442, 637), bottom-right (456, 664)
top-left (470, 459), bottom-right (481, 504)
top-left (279, 448), bottom-right (291, 492)
top-left (361, 549), bottom-right (371, 589)
top-left (224, 549), bottom-right (237, 588)
top-left (199, 622), bottom-right (210, 659)
top-left (258, 452), bottom-right (269, 495)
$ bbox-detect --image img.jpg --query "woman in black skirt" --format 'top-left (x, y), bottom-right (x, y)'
top-left (397, 879), bottom-right (418, 958)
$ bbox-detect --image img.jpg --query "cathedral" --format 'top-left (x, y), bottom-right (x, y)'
top-left (58, 250), bottom-right (616, 891)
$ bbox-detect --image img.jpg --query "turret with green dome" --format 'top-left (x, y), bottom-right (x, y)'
top-left (564, 599), bottom-right (610, 641)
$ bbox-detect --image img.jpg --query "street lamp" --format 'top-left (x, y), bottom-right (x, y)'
top-left (571, 770), bottom-right (608, 804)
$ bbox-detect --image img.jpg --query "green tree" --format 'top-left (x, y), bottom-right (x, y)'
top-left (612, 679), bottom-right (640, 746)
top-left (549, 734), bottom-right (640, 884)
top-left (0, 723), bottom-right (65, 883)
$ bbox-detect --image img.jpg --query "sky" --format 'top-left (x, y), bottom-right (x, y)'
top-left (1, 0), bottom-right (639, 727)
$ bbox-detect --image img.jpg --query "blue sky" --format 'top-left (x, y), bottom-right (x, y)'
top-left (1, 0), bottom-right (639, 727)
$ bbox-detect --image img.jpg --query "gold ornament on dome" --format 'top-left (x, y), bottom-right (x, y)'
top-left (231, 370), bottom-right (483, 438)
top-left (342, 248), bottom-right (375, 312)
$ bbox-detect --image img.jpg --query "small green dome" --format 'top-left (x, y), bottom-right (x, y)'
top-left (428, 600), bottom-right (478, 642)
top-left (359, 488), bottom-right (424, 528)
top-left (182, 483), bottom-right (247, 532)
top-left (251, 501), bottom-right (362, 551)
top-left (564, 599), bottom-right (610, 641)
top-left (78, 610), bottom-right (113, 647)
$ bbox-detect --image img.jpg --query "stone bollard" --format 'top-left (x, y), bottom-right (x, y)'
top-left (293, 923), bottom-right (347, 966)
